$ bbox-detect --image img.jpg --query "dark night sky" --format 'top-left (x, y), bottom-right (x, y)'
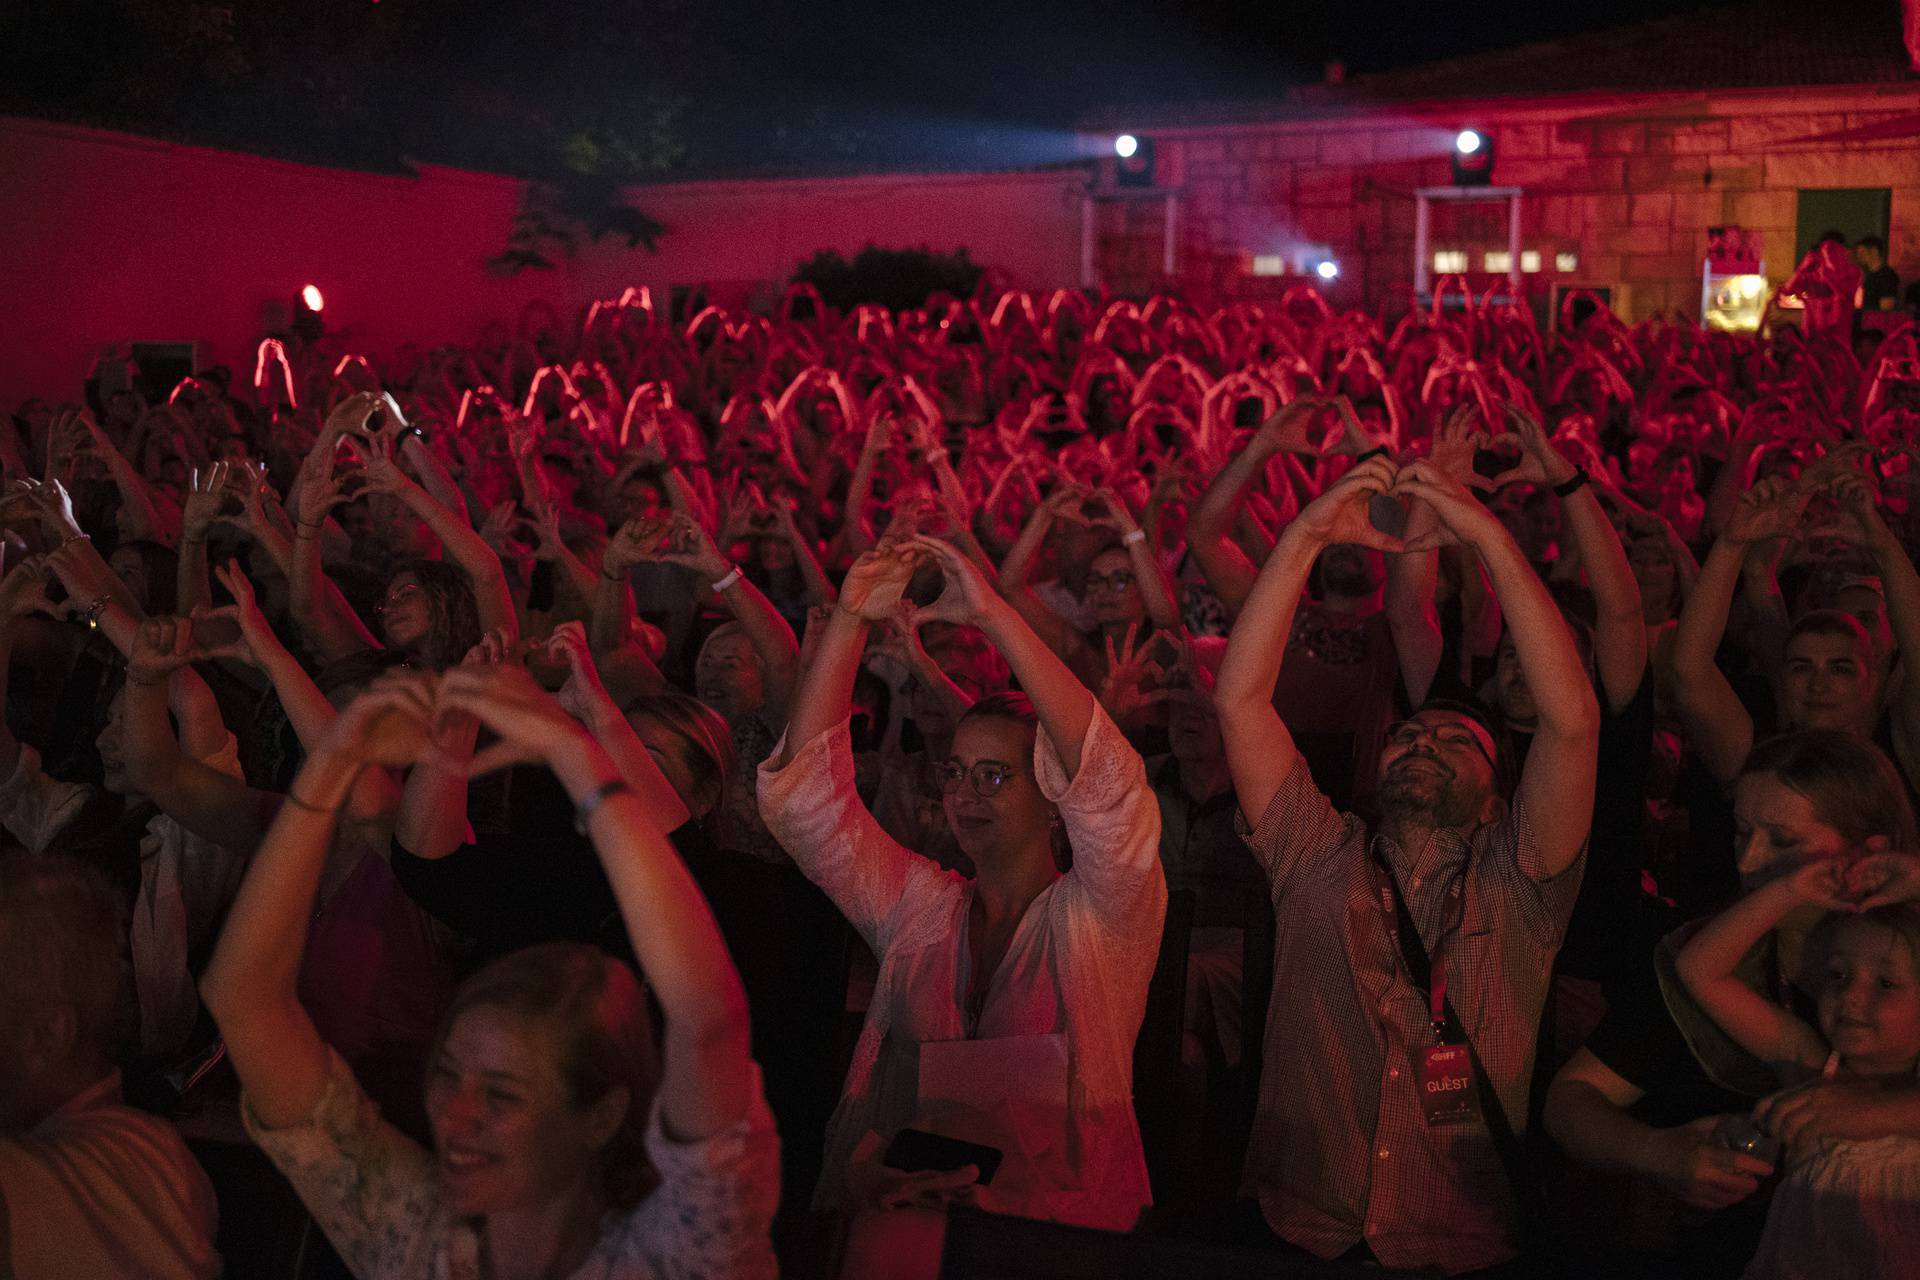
top-left (680, 0), bottom-right (1727, 171)
top-left (1, 0), bottom-right (1733, 176)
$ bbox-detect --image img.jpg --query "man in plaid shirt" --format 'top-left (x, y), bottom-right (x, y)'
top-left (1215, 456), bottom-right (1600, 1276)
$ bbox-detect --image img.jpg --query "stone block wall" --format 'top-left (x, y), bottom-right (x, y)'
top-left (1097, 87), bottom-right (1920, 322)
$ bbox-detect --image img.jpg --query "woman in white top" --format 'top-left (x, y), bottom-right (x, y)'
top-left (201, 663), bottom-right (779, 1280)
top-left (759, 535), bottom-right (1166, 1231)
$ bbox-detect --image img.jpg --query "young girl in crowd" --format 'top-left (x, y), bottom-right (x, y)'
top-left (1677, 838), bottom-right (1920, 1278)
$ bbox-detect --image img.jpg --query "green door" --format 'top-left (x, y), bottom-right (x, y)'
top-left (1794, 188), bottom-right (1891, 264)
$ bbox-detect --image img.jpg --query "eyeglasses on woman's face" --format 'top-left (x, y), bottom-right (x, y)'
top-left (936, 758), bottom-right (1021, 799)
top-left (1084, 570), bottom-right (1136, 595)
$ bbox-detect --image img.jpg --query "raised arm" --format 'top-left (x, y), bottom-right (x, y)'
top-left (779, 547), bottom-right (915, 767)
top-left (1671, 477), bottom-right (1807, 784)
top-left (1092, 487), bottom-right (1180, 632)
top-left (653, 512), bottom-right (799, 722)
top-left (1500, 406), bottom-right (1648, 712)
top-left (437, 663), bottom-right (755, 1140)
top-left (913, 534), bottom-right (1096, 777)
top-left (526, 496), bottom-right (597, 605)
top-left (1835, 474), bottom-right (1920, 778)
top-left (832, 414), bottom-right (892, 560)
top-left (773, 496), bottom-right (836, 607)
top-left (176, 462), bottom-right (231, 617)
top-left (62, 409), bottom-right (179, 546)
top-left (397, 424), bottom-right (471, 527)
top-left (590, 516), bottom-right (648, 658)
top-left (1394, 460), bottom-right (1602, 877)
top-left (995, 487), bottom-right (1092, 660)
top-left (1186, 402), bottom-right (1322, 618)
top-left (122, 615), bottom-right (282, 851)
top-left (287, 444), bottom-right (382, 663)
top-left (1673, 865), bottom-right (1843, 1075)
top-left (359, 434), bottom-right (517, 643)
top-left (0, 557), bottom-right (59, 779)
top-left (201, 675), bottom-right (439, 1126)
top-left (1216, 457), bottom-right (1403, 824)
top-left (548, 621), bottom-right (689, 831)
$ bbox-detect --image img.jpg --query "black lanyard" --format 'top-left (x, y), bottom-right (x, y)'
top-left (1369, 843), bottom-right (1467, 1043)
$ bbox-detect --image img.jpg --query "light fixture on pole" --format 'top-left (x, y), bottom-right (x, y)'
top-left (1115, 133), bottom-right (1155, 188)
top-left (1451, 128), bottom-right (1493, 185)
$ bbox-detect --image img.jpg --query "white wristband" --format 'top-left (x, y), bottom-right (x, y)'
top-left (1121, 528), bottom-right (1147, 546)
top-left (710, 565), bottom-right (743, 593)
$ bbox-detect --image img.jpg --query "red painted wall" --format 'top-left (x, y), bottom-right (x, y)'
top-left (0, 115), bottom-right (1091, 404)
top-left (0, 116), bottom-right (575, 402)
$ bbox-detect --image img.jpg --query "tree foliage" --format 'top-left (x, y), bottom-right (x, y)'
top-left (791, 246), bottom-right (986, 314)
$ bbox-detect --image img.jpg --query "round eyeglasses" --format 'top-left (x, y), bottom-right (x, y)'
top-left (936, 759), bottom-right (1020, 799)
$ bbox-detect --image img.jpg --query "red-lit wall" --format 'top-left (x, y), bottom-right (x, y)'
top-left (0, 115), bottom-right (1091, 403)
top-left (590, 169), bottom-right (1090, 312)
top-left (0, 117), bottom-right (574, 403)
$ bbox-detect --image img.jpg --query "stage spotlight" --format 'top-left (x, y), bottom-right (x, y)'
top-left (1116, 133), bottom-right (1155, 188)
top-left (301, 284), bottom-right (325, 312)
top-left (1315, 260), bottom-right (1340, 281)
top-left (1451, 128), bottom-right (1494, 186)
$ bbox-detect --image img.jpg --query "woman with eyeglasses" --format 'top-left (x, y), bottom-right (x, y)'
top-left (998, 483), bottom-right (1182, 692)
top-left (758, 535), bottom-right (1166, 1231)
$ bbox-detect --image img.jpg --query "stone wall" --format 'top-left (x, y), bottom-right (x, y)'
top-left (1096, 86), bottom-right (1920, 322)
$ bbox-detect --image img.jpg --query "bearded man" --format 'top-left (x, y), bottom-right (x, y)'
top-left (1214, 456), bottom-right (1600, 1277)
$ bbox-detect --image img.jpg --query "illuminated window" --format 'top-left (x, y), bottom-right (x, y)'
top-left (1432, 250), bottom-right (1468, 274)
top-left (1556, 252), bottom-right (1579, 272)
top-left (1484, 251), bottom-right (1512, 273)
top-left (1521, 251), bottom-right (1542, 273)
top-left (1251, 254), bottom-right (1286, 277)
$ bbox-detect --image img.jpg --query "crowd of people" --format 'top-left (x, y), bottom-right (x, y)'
top-left (3, 263), bottom-right (1920, 1280)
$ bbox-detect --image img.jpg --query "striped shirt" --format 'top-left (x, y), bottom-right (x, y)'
top-left (1238, 764), bottom-right (1584, 1274)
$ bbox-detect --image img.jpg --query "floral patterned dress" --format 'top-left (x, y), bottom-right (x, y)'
top-left (245, 1049), bottom-right (781, 1280)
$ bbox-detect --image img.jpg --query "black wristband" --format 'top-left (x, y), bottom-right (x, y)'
top-left (1552, 467), bottom-right (1590, 498)
top-left (398, 425), bottom-right (429, 446)
top-left (1354, 446), bottom-right (1390, 463)
top-left (573, 779), bottom-right (634, 834)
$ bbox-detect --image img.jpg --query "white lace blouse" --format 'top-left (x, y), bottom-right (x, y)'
top-left (757, 704), bottom-right (1166, 1231)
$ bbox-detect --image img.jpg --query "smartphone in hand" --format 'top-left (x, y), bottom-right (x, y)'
top-left (882, 1128), bottom-right (1003, 1185)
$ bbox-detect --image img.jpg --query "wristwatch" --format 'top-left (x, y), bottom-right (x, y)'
top-left (1551, 467), bottom-right (1590, 498)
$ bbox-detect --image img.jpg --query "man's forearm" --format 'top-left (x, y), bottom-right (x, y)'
top-left (1545, 1079), bottom-right (1670, 1179)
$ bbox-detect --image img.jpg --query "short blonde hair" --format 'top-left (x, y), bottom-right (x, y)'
top-left (436, 944), bottom-right (660, 1207)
